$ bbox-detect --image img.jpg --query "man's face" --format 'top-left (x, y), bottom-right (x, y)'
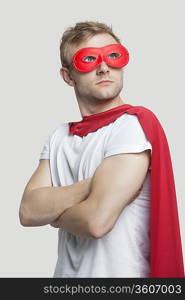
top-left (62, 33), bottom-right (124, 103)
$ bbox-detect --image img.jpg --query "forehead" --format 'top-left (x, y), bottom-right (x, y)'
top-left (69, 33), bottom-right (118, 60)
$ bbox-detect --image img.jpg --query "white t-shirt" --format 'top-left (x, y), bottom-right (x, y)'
top-left (39, 113), bottom-right (152, 278)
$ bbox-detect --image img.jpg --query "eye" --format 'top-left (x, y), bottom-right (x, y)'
top-left (108, 52), bottom-right (121, 59)
top-left (82, 56), bottom-right (96, 62)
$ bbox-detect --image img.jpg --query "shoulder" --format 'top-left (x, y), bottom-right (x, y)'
top-left (114, 105), bottom-right (161, 132)
top-left (112, 111), bottom-right (144, 132)
top-left (128, 105), bottom-right (160, 123)
top-left (53, 122), bottom-right (69, 136)
top-left (105, 108), bottom-right (152, 151)
top-left (47, 122), bottom-right (69, 144)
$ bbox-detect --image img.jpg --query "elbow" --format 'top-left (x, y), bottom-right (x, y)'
top-left (19, 215), bottom-right (29, 227)
top-left (19, 211), bottom-right (29, 227)
top-left (89, 220), bottom-right (112, 239)
top-left (19, 204), bottom-right (33, 227)
top-left (19, 190), bottom-right (34, 226)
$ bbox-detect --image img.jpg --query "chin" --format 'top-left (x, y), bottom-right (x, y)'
top-left (94, 89), bottom-right (121, 101)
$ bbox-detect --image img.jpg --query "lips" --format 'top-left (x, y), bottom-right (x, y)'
top-left (96, 80), bottom-right (113, 85)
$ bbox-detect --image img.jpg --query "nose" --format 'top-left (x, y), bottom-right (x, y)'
top-left (96, 61), bottom-right (109, 75)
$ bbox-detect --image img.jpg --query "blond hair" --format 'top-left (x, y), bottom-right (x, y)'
top-left (59, 21), bottom-right (121, 67)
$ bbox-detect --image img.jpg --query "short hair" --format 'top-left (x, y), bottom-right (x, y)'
top-left (59, 21), bottom-right (121, 68)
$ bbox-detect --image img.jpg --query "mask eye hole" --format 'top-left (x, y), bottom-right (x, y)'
top-left (108, 52), bottom-right (121, 59)
top-left (82, 56), bottom-right (97, 62)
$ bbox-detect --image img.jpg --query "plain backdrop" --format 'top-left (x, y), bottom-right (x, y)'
top-left (0, 0), bottom-right (184, 277)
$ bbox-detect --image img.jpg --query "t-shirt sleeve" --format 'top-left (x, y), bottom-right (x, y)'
top-left (39, 135), bottom-right (50, 160)
top-left (104, 114), bottom-right (152, 159)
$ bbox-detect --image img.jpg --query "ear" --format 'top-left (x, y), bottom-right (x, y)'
top-left (60, 67), bottom-right (76, 87)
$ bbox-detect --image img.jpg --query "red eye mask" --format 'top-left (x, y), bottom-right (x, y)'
top-left (72, 43), bottom-right (129, 72)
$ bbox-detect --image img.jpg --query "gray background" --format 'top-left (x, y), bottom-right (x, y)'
top-left (0, 0), bottom-right (184, 277)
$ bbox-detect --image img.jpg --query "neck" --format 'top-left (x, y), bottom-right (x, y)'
top-left (76, 95), bottom-right (125, 117)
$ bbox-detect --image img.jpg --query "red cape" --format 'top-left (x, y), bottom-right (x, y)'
top-left (69, 103), bottom-right (185, 277)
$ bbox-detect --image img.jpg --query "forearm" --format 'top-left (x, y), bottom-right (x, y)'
top-left (51, 199), bottom-right (96, 239)
top-left (50, 182), bottom-right (143, 238)
top-left (19, 178), bottom-right (91, 227)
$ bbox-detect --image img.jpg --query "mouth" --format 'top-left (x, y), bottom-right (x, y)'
top-left (96, 80), bottom-right (113, 86)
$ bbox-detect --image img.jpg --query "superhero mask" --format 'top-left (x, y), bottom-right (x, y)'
top-left (72, 43), bottom-right (129, 72)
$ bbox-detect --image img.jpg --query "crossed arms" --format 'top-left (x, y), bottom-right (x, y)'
top-left (19, 150), bottom-right (151, 239)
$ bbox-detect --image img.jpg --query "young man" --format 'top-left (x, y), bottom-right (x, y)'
top-left (19, 21), bottom-right (184, 278)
